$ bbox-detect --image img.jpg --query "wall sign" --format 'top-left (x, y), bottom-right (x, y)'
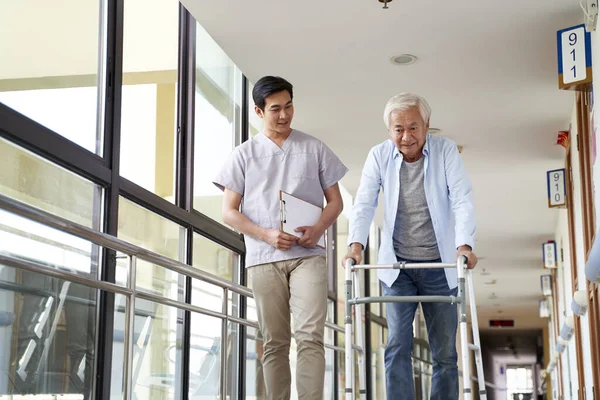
top-left (541, 274), bottom-right (553, 296)
top-left (543, 241), bottom-right (558, 269)
top-left (557, 24), bottom-right (593, 91)
top-left (539, 299), bottom-right (550, 318)
top-left (547, 169), bottom-right (566, 208)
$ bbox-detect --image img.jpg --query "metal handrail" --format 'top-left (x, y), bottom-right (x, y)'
top-left (0, 193), bottom-right (252, 298)
top-left (0, 193), bottom-right (349, 400)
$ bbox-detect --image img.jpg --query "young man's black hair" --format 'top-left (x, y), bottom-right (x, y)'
top-left (252, 76), bottom-right (294, 110)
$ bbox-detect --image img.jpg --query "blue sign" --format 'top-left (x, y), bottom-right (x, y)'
top-left (557, 24), bottom-right (593, 90)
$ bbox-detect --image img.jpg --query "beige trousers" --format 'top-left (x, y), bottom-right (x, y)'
top-left (248, 254), bottom-right (328, 400)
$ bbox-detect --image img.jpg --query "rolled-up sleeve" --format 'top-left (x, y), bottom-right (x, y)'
top-left (319, 141), bottom-right (349, 190)
top-left (444, 142), bottom-right (476, 250)
top-left (213, 149), bottom-right (245, 195)
top-left (347, 147), bottom-right (382, 248)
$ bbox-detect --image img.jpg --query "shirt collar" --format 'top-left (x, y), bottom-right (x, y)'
top-left (392, 132), bottom-right (431, 159)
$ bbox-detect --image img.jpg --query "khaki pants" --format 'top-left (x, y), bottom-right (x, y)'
top-left (248, 254), bottom-right (328, 400)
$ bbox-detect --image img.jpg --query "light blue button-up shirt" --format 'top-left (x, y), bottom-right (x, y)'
top-left (347, 134), bottom-right (476, 289)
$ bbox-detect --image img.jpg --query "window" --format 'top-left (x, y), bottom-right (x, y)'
top-left (0, 1), bottom-right (103, 154)
top-left (368, 224), bottom-right (381, 315)
top-left (0, 138), bottom-right (103, 230)
top-left (119, 0), bottom-right (180, 200)
top-left (193, 22), bottom-right (242, 226)
top-left (506, 366), bottom-right (534, 399)
top-left (247, 81), bottom-right (264, 137)
top-left (0, 219), bottom-right (105, 398)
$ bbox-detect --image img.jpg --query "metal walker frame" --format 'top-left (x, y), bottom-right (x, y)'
top-left (344, 256), bottom-right (487, 400)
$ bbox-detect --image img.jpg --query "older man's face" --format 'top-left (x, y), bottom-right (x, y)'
top-left (389, 107), bottom-right (429, 163)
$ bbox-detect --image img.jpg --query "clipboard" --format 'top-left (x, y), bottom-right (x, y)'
top-left (279, 190), bottom-right (325, 249)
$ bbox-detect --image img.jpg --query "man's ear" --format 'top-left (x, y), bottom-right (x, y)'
top-left (255, 105), bottom-right (264, 119)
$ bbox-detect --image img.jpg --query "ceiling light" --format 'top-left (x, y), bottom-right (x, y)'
top-left (378, 0), bottom-right (392, 9)
top-left (429, 128), bottom-right (441, 134)
top-left (390, 54), bottom-right (418, 66)
top-left (484, 279), bottom-right (497, 286)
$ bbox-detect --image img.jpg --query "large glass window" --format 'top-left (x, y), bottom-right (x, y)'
top-left (0, 217), bottom-right (105, 400)
top-left (0, 138), bottom-right (103, 229)
top-left (370, 323), bottom-right (386, 400)
top-left (368, 224), bottom-right (381, 316)
top-left (246, 326), bottom-right (265, 399)
top-left (0, 138), bottom-right (103, 280)
top-left (0, 266), bottom-right (102, 398)
top-left (247, 81), bottom-right (264, 137)
top-left (336, 215), bottom-right (349, 327)
top-left (192, 233), bottom-right (239, 313)
top-left (0, 1), bottom-right (103, 154)
top-left (119, 0), bottom-right (180, 200)
top-left (130, 299), bottom-right (182, 399)
top-left (117, 197), bottom-right (186, 298)
top-left (193, 22), bottom-right (242, 226)
top-left (506, 366), bottom-right (534, 399)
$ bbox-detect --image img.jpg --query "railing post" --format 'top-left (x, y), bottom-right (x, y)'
top-left (124, 255), bottom-right (137, 400)
top-left (220, 288), bottom-right (229, 400)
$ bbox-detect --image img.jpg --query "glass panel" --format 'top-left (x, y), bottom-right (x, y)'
top-left (0, 265), bottom-right (99, 399)
top-left (247, 81), bottom-right (263, 137)
top-left (247, 297), bottom-right (258, 324)
top-left (109, 294), bottom-right (127, 400)
top-left (337, 351), bottom-right (346, 399)
top-left (368, 224), bottom-right (381, 316)
top-left (246, 326), bottom-right (265, 400)
top-left (336, 215), bottom-right (349, 327)
top-left (0, 2), bottom-right (103, 154)
top-left (0, 138), bottom-right (104, 229)
top-left (133, 262), bottom-right (185, 302)
top-left (324, 302), bottom-right (336, 400)
top-left (119, 0), bottom-right (179, 200)
top-left (225, 322), bottom-right (240, 400)
top-left (191, 233), bottom-right (239, 313)
top-left (188, 313), bottom-right (222, 399)
top-left (131, 298), bottom-right (182, 399)
top-left (117, 196), bottom-right (185, 294)
top-left (192, 233), bottom-right (237, 281)
top-left (370, 323), bottom-right (386, 400)
top-left (0, 212), bottom-right (100, 280)
top-left (193, 22), bottom-right (242, 225)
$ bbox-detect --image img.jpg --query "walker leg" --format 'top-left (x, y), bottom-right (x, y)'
top-left (344, 259), bottom-right (354, 400)
top-left (353, 270), bottom-right (367, 400)
top-left (457, 257), bottom-right (471, 400)
top-left (467, 270), bottom-right (487, 399)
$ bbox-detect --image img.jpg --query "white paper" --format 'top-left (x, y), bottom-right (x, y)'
top-left (280, 191), bottom-right (325, 248)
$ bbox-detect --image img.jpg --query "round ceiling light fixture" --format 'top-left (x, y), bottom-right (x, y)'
top-left (378, 0), bottom-right (392, 9)
top-left (429, 128), bottom-right (442, 134)
top-left (390, 54), bottom-right (418, 66)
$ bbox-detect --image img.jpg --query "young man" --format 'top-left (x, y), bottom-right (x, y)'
top-left (213, 76), bottom-right (348, 400)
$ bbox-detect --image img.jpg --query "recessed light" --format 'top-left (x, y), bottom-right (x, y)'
top-left (390, 54), bottom-right (418, 66)
top-left (429, 128), bottom-right (442, 134)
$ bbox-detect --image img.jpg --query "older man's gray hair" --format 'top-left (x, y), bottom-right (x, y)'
top-left (383, 93), bottom-right (432, 129)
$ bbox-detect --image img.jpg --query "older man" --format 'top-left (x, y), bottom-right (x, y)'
top-left (343, 93), bottom-right (477, 400)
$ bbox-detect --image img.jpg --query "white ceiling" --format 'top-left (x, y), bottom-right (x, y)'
top-left (182, 0), bottom-right (582, 329)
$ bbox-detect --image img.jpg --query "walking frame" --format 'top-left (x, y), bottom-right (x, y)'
top-left (344, 256), bottom-right (487, 400)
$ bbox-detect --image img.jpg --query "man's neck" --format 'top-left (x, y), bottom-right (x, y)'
top-left (264, 128), bottom-right (293, 147)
